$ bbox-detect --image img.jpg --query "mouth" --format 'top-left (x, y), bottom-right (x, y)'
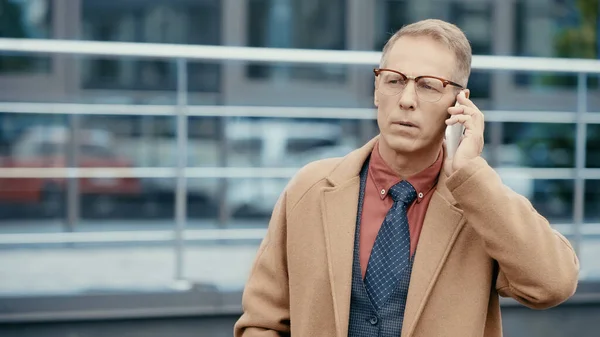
top-left (393, 121), bottom-right (417, 128)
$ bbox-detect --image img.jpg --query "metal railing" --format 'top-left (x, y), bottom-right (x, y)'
top-left (0, 38), bottom-right (599, 281)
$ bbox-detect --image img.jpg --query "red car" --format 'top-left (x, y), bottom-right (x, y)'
top-left (0, 126), bottom-right (142, 218)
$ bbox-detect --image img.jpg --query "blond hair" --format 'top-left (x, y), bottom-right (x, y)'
top-left (380, 19), bottom-right (472, 87)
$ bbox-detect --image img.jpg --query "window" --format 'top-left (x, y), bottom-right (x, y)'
top-left (374, 0), bottom-right (408, 52)
top-left (246, 0), bottom-right (347, 82)
top-left (285, 138), bottom-right (337, 154)
top-left (514, 0), bottom-right (599, 89)
top-left (0, 0), bottom-right (52, 74)
top-left (448, 1), bottom-right (492, 99)
top-left (80, 0), bottom-right (221, 92)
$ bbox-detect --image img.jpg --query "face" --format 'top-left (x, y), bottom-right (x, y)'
top-left (374, 36), bottom-right (466, 156)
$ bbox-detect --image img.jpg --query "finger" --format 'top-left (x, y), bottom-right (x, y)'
top-left (456, 91), bottom-right (477, 109)
top-left (447, 106), bottom-right (465, 115)
top-left (445, 114), bottom-right (475, 130)
top-left (449, 105), bottom-right (481, 116)
top-left (462, 106), bottom-right (485, 128)
top-left (464, 106), bottom-right (485, 120)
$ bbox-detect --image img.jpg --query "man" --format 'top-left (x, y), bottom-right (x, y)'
top-left (234, 19), bottom-right (579, 337)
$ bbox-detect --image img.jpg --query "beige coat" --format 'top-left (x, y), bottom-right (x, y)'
top-left (234, 136), bottom-right (579, 337)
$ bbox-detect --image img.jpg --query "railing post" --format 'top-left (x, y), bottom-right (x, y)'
top-left (66, 114), bottom-right (81, 233)
top-left (573, 73), bottom-right (587, 259)
top-left (174, 58), bottom-right (188, 284)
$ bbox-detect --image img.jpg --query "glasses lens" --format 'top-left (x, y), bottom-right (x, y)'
top-left (378, 71), bottom-right (405, 95)
top-left (416, 77), bottom-right (444, 102)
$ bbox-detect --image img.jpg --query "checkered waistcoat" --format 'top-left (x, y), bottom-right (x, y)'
top-left (348, 157), bottom-right (415, 337)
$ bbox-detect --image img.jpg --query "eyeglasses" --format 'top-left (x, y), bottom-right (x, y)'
top-left (373, 68), bottom-right (464, 103)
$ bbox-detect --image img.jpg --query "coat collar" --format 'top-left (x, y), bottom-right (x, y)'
top-left (320, 135), bottom-right (465, 337)
top-left (325, 135), bottom-right (458, 206)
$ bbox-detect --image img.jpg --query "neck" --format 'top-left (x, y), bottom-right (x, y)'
top-left (378, 140), bottom-right (442, 179)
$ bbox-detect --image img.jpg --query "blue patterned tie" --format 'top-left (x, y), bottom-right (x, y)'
top-left (364, 180), bottom-right (417, 310)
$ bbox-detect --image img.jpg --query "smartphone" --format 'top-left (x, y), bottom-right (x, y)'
top-left (445, 100), bottom-right (465, 158)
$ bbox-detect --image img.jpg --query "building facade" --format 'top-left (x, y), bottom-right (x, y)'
top-left (0, 0), bottom-right (599, 222)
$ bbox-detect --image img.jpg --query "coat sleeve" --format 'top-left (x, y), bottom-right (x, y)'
top-left (446, 157), bottom-right (580, 309)
top-left (233, 189), bottom-right (291, 337)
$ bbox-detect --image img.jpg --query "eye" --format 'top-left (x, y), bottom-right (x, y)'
top-left (418, 79), bottom-right (443, 92)
top-left (386, 77), bottom-right (405, 85)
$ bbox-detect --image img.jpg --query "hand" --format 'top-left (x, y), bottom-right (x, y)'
top-left (444, 90), bottom-right (485, 175)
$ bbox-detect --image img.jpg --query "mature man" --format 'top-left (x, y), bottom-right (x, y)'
top-left (234, 19), bottom-right (579, 337)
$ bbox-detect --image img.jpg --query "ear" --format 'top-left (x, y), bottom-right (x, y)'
top-left (463, 88), bottom-right (470, 99)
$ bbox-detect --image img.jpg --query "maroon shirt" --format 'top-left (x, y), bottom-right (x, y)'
top-left (359, 140), bottom-right (444, 278)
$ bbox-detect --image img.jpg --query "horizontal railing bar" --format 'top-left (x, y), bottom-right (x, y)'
top-left (486, 110), bottom-right (577, 123)
top-left (0, 228), bottom-right (267, 245)
top-left (1, 38), bottom-right (600, 73)
top-left (494, 167), bottom-right (576, 180)
top-left (0, 102), bottom-right (177, 116)
top-left (0, 167), bottom-right (599, 180)
top-left (0, 102), bottom-right (599, 124)
top-left (0, 167), bottom-right (299, 179)
top-left (0, 224), bottom-right (595, 245)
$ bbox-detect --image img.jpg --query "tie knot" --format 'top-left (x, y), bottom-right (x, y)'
top-left (388, 180), bottom-right (417, 204)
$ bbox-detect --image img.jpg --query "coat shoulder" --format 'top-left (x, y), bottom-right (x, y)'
top-left (285, 157), bottom-right (343, 208)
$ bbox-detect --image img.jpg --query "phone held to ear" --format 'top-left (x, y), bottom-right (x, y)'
top-left (445, 100), bottom-right (464, 158)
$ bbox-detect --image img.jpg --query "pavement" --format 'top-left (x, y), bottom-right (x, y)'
top-left (0, 243), bottom-right (260, 296)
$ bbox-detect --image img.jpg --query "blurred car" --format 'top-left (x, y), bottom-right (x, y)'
top-left (0, 126), bottom-right (142, 218)
top-left (225, 120), bottom-right (356, 217)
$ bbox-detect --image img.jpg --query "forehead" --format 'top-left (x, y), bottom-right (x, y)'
top-left (384, 35), bottom-right (456, 80)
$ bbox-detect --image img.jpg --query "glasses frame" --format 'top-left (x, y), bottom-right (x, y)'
top-left (373, 68), bottom-right (464, 102)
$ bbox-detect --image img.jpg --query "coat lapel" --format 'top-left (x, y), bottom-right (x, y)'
top-left (401, 171), bottom-right (466, 337)
top-left (322, 179), bottom-right (360, 337)
top-left (320, 137), bottom-right (378, 337)
top-left (319, 136), bottom-right (466, 337)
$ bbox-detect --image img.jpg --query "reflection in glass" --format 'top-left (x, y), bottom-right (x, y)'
top-left (80, 0), bottom-right (221, 92)
top-left (530, 179), bottom-right (574, 224)
top-left (0, 0), bottom-right (52, 74)
top-left (514, 0), bottom-right (599, 89)
top-left (587, 124), bottom-right (600, 168)
top-left (502, 122), bottom-right (576, 168)
top-left (246, 0), bottom-right (347, 82)
top-left (585, 180), bottom-right (600, 222)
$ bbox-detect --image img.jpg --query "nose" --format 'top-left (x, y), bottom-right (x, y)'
top-left (398, 80), bottom-right (417, 111)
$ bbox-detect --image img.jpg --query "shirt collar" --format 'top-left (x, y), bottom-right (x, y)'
top-left (368, 140), bottom-right (444, 203)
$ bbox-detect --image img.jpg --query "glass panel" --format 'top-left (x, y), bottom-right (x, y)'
top-left (0, 0), bottom-right (52, 74)
top-left (80, 0), bottom-right (221, 92)
top-left (227, 177), bottom-right (289, 221)
top-left (592, 74), bottom-right (600, 112)
top-left (581, 236), bottom-right (600, 280)
top-left (224, 118), bottom-right (357, 167)
top-left (585, 180), bottom-right (600, 222)
top-left (513, 0), bottom-right (599, 90)
top-left (246, 0), bottom-right (347, 82)
top-left (0, 112), bottom-right (183, 223)
top-left (587, 124), bottom-right (600, 168)
top-left (501, 122), bottom-right (576, 168)
top-left (448, 2), bottom-right (492, 99)
top-left (0, 244), bottom-right (176, 296)
top-left (531, 179), bottom-right (574, 224)
top-left (183, 242), bottom-right (260, 291)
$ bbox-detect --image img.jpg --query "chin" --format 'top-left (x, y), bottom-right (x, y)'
top-left (383, 133), bottom-right (422, 154)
